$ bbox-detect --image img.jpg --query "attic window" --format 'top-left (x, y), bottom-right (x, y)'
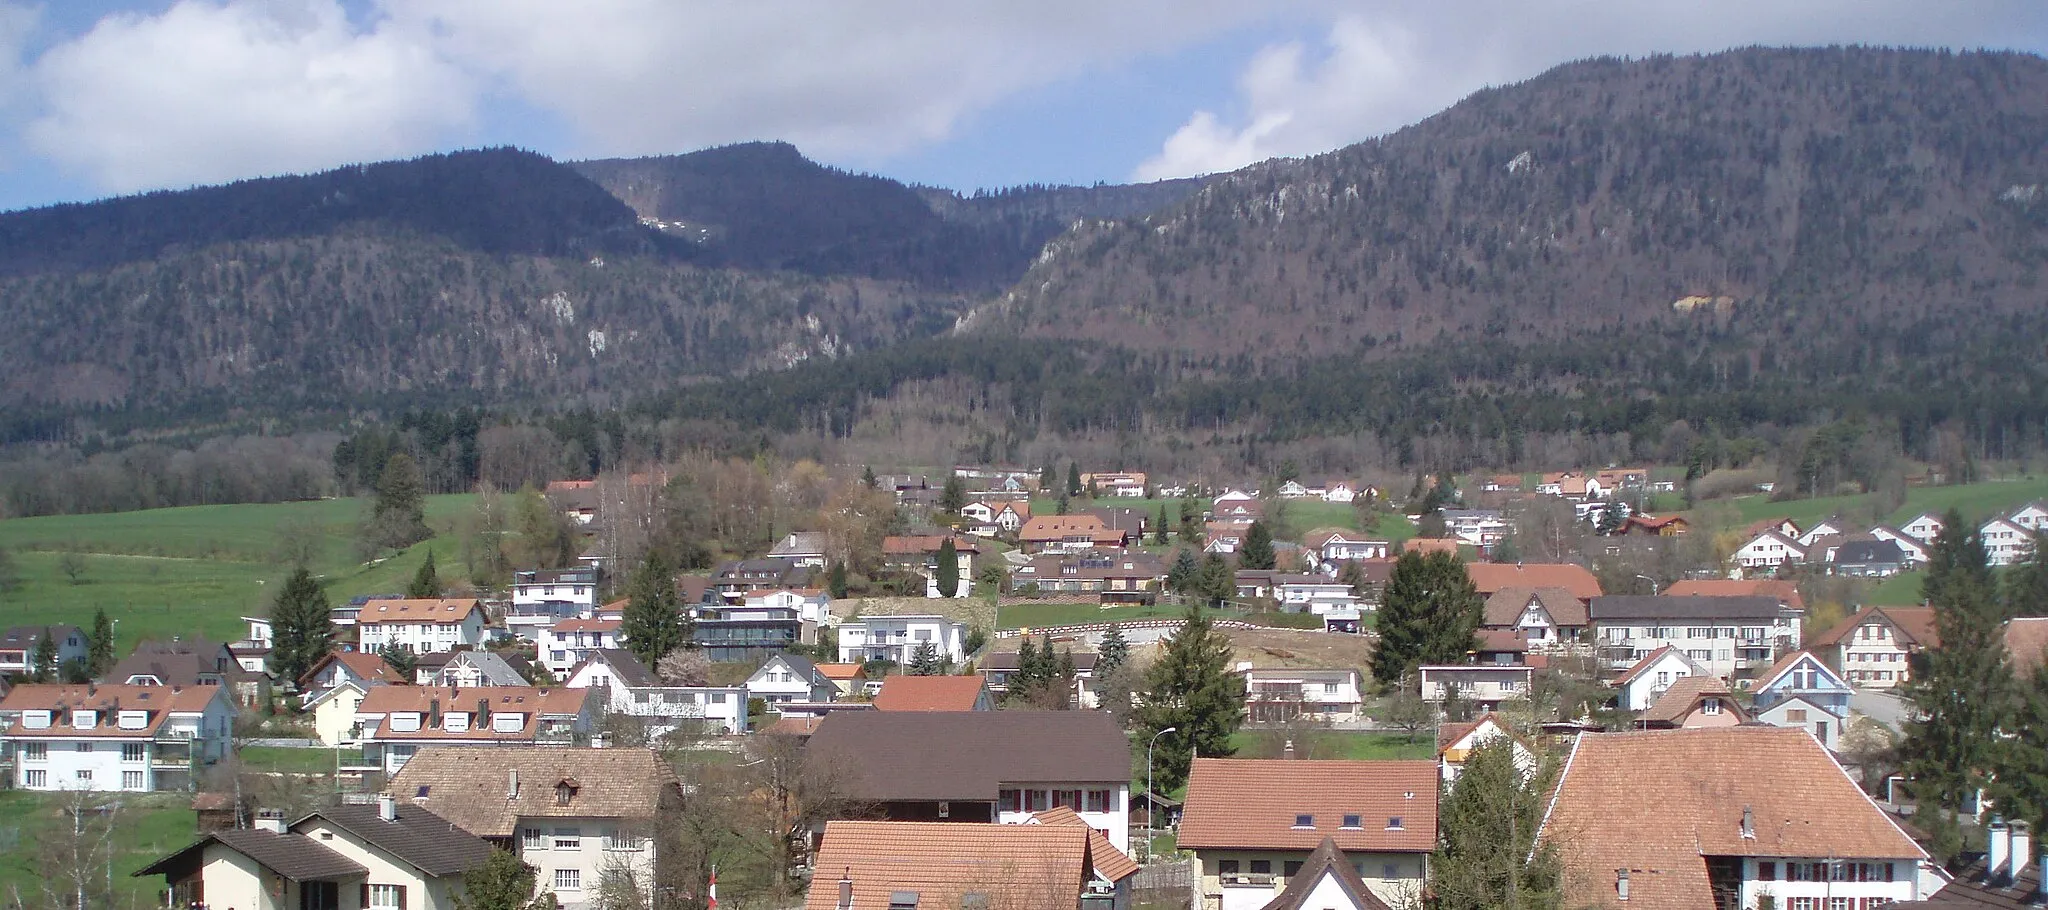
top-left (1387, 817), bottom-right (1405, 830)
top-left (555, 781), bottom-right (579, 806)
top-left (888, 892), bottom-right (920, 910)
top-left (1293, 814), bottom-right (1314, 829)
top-left (415, 786), bottom-right (430, 798)
top-left (1341, 814), bottom-right (1362, 829)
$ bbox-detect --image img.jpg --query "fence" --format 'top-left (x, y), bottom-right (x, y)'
top-left (1131, 858), bottom-right (1198, 910)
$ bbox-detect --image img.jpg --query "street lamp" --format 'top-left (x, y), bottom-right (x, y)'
top-left (1633, 574), bottom-right (1658, 596)
top-left (1145, 726), bottom-right (1177, 862)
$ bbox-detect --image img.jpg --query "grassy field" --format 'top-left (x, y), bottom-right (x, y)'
top-left (1230, 729), bottom-right (1436, 761)
top-left (1731, 476), bottom-right (2048, 528)
top-left (1026, 496), bottom-right (1417, 542)
top-left (0, 790), bottom-right (198, 910)
top-left (1868, 571), bottom-right (1927, 606)
top-left (239, 746), bottom-right (350, 774)
top-left (0, 495), bottom-right (474, 649)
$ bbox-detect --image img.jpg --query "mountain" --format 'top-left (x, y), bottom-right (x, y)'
top-left (976, 48), bottom-right (2048, 363)
top-left (0, 145), bottom-right (1202, 418)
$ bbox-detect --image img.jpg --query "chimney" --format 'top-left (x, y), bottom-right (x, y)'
top-left (837, 868), bottom-right (854, 910)
top-left (2012, 820), bottom-right (2033, 884)
top-left (1615, 869), bottom-right (1630, 902)
top-left (1740, 806), bottom-right (1755, 840)
top-left (1282, 739), bottom-right (1296, 760)
top-left (508, 770), bottom-right (520, 799)
top-left (253, 810), bottom-right (286, 834)
top-left (377, 794), bottom-right (397, 822)
top-left (1990, 817), bottom-right (2012, 879)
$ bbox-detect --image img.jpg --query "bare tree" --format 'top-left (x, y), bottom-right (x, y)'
top-left (35, 789), bottom-right (120, 910)
top-left (655, 649), bottom-right (711, 687)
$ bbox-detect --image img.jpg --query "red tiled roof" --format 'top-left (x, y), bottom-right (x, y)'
top-left (0, 683), bottom-right (223, 738)
top-left (1612, 646), bottom-right (1683, 686)
top-left (1028, 808), bottom-right (1140, 882)
top-left (1178, 759), bottom-right (1437, 854)
top-left (1664, 579), bottom-right (1806, 612)
top-left (882, 535), bottom-right (981, 556)
top-left (815, 663), bottom-right (863, 680)
top-left (1481, 586), bottom-right (1589, 627)
top-left (355, 598), bottom-right (483, 626)
top-left (302, 650), bottom-right (409, 688)
top-left (1475, 628), bottom-right (1528, 653)
top-left (1637, 675), bottom-right (1742, 725)
top-left (1401, 538), bottom-right (1461, 555)
top-left (355, 685), bottom-right (590, 740)
top-left (551, 617), bottom-right (621, 633)
top-left (806, 821), bottom-right (1095, 910)
top-left (870, 675), bottom-right (988, 711)
top-left (1464, 563), bottom-right (1602, 600)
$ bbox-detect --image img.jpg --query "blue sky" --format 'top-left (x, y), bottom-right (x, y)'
top-left (0, 1), bottom-right (2042, 213)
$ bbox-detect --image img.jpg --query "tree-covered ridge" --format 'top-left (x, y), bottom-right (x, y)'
top-left (987, 47), bottom-right (2048, 362)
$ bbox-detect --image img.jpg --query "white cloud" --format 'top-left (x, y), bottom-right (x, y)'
top-left (26, 0), bottom-right (476, 193)
top-left (1135, 0), bottom-right (2048, 180)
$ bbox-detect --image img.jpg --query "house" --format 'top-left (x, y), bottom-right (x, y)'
top-left (1795, 516), bottom-right (1850, 548)
top-left (1440, 510), bottom-right (1510, 549)
top-left (2012, 500), bottom-right (2048, 533)
top-left (1538, 727), bottom-right (1936, 910)
top-left (110, 637), bottom-right (269, 709)
top-left (1214, 489), bottom-right (1259, 508)
top-left (980, 649), bottom-right (1098, 700)
top-left (1637, 675), bottom-right (1747, 728)
top-left (1868, 526), bottom-right (1932, 567)
top-left (548, 479), bottom-right (601, 523)
top-left (2005, 617), bottom-right (2048, 678)
top-left (1206, 523), bottom-right (1250, 555)
top-left (1983, 517), bottom-right (2034, 567)
top-left (305, 681), bottom-right (375, 746)
top-left (348, 685), bottom-right (597, 775)
top-left (747, 653), bottom-right (840, 707)
top-left (355, 599), bottom-right (488, 655)
top-left (562, 649), bottom-right (747, 736)
top-left (1324, 481), bottom-right (1374, 504)
top-left (0, 683), bottom-right (235, 792)
top-left (744, 588), bottom-right (833, 624)
top-left (882, 535), bottom-right (981, 597)
top-left (1589, 594), bottom-right (1802, 681)
top-left (1481, 475), bottom-right (1523, 494)
top-left (388, 746), bottom-right (685, 910)
top-left (1833, 539), bottom-right (1910, 577)
top-left (1240, 836), bottom-right (1393, 910)
top-left (837, 615), bottom-right (969, 666)
top-left (135, 797), bottom-right (496, 910)
top-left (1810, 606), bottom-right (1938, 689)
top-left (1302, 530), bottom-right (1391, 571)
top-left (807, 818), bottom-right (1139, 910)
top-left (506, 568), bottom-right (602, 642)
top-left (817, 663), bottom-right (865, 698)
top-left (1213, 499), bottom-right (1266, 522)
top-left (1434, 714), bottom-right (1536, 783)
top-left (1472, 628), bottom-right (1529, 666)
top-left (1733, 531), bottom-right (1807, 574)
top-left (871, 675), bottom-right (994, 712)
top-left (1269, 575), bottom-right (1362, 615)
top-left (542, 617), bottom-right (622, 677)
top-left (300, 651), bottom-right (408, 696)
top-left (1013, 552), bottom-right (1167, 605)
top-left (1240, 667), bottom-right (1364, 723)
top-left (1902, 512), bottom-right (1946, 543)
top-left (1621, 515), bottom-right (1691, 537)
top-left (804, 710), bottom-right (1135, 851)
top-left (1178, 758), bottom-right (1437, 910)
top-left (1889, 817), bottom-right (2037, 908)
top-left (962, 499), bottom-right (1033, 536)
top-left (430, 650), bottom-right (530, 689)
top-left (0, 625), bottom-right (87, 678)
top-left (1020, 515), bottom-right (1132, 553)
top-left (1463, 563), bottom-right (1603, 602)
top-left (230, 617), bottom-right (273, 673)
top-left (767, 531), bottom-right (831, 568)
top-left (1554, 475), bottom-right (1606, 502)
top-left (1417, 665), bottom-right (1533, 713)
top-left (1276, 480), bottom-right (1314, 499)
top-left (1081, 472), bottom-right (1149, 497)
top-left (1750, 650), bottom-right (1852, 723)
top-left (1610, 646), bottom-right (1711, 712)
top-left (1089, 507), bottom-right (1151, 540)
top-left (712, 557), bottom-right (818, 601)
top-left (691, 600), bottom-right (818, 662)
top-left (1399, 538), bottom-right (1460, 556)
top-left (1479, 587), bottom-right (1589, 651)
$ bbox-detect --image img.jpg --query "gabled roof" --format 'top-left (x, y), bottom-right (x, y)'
top-left (1025, 808), bottom-right (1140, 882)
top-left (1752, 650), bottom-right (1847, 693)
top-left (301, 802), bottom-right (497, 877)
top-left (137, 828), bottom-right (368, 882)
top-left (355, 598), bottom-right (483, 626)
top-left (566, 649), bottom-right (660, 687)
top-left (1464, 563), bottom-right (1602, 600)
top-left (355, 685), bottom-right (591, 740)
top-left (758, 652), bottom-right (825, 682)
top-left (1638, 675), bottom-right (1744, 726)
top-left (0, 683), bottom-right (225, 738)
top-left (1256, 836), bottom-right (1394, 910)
top-left (1177, 759), bottom-right (1438, 854)
top-left (805, 821), bottom-right (1095, 910)
top-left (1835, 539), bottom-right (1908, 565)
top-left (1541, 728), bottom-right (1925, 910)
top-left (108, 638), bottom-right (241, 687)
top-left (870, 675), bottom-right (988, 711)
top-left (1612, 646), bottom-right (1705, 687)
top-left (881, 534), bottom-right (981, 556)
top-left (301, 650), bottom-right (408, 688)
top-left (815, 663), bottom-right (864, 681)
top-left (0, 625), bottom-right (83, 649)
top-left (805, 711), bottom-right (1132, 802)
top-left (1663, 579), bottom-right (1806, 612)
top-left (1811, 606), bottom-right (1939, 649)
top-left (1481, 586), bottom-right (1589, 628)
top-left (386, 746), bottom-right (682, 836)
top-left (438, 650), bottom-right (529, 686)
top-left (550, 617), bottom-right (621, 634)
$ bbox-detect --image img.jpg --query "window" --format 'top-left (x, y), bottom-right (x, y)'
top-left (75, 742), bottom-right (93, 753)
top-left (1786, 709), bottom-right (1808, 722)
top-left (1024, 790), bottom-right (1050, 812)
top-left (1084, 790), bottom-right (1112, 812)
top-left (1382, 864), bottom-right (1400, 880)
top-left (553, 828), bottom-right (581, 850)
top-left (1283, 861), bottom-right (1302, 878)
top-left (24, 770), bottom-right (46, 787)
top-left (523, 829), bottom-right (544, 850)
top-left (708, 693), bottom-right (727, 704)
top-left (1323, 682), bottom-right (1338, 693)
top-left (1293, 814), bottom-right (1314, 828)
top-left (1703, 700), bottom-right (1722, 716)
top-left (122, 743), bottom-right (146, 762)
top-left (1218, 861), bottom-right (1240, 875)
top-left (1249, 861), bottom-right (1272, 874)
top-left (75, 770), bottom-right (92, 782)
top-left (122, 771), bottom-right (145, 789)
top-left (22, 742), bottom-right (46, 760)
top-left (1341, 814), bottom-right (1362, 829)
top-left (1758, 861), bottom-right (1775, 881)
top-left (1386, 816), bottom-right (1404, 830)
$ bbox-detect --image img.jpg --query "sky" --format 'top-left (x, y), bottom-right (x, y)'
top-left (0, 1), bottom-right (2042, 212)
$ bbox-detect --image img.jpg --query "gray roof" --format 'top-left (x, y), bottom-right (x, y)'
top-left (1835, 540), bottom-right (1907, 565)
top-left (0, 626), bottom-right (84, 647)
top-left (109, 638), bottom-right (251, 686)
top-left (763, 651), bottom-right (823, 680)
top-left (441, 650), bottom-right (528, 686)
top-left (1588, 595), bottom-right (1785, 621)
top-left (302, 803), bottom-right (496, 877)
top-left (138, 828), bottom-right (369, 882)
top-left (578, 649), bottom-right (661, 687)
top-left (805, 711), bottom-right (1133, 802)
top-left (769, 531), bottom-right (831, 556)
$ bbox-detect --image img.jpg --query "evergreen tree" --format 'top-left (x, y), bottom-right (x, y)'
top-left (2005, 531), bottom-right (2048, 617)
top-left (1153, 506), bottom-right (1169, 546)
top-left (368, 451), bottom-right (431, 550)
top-left (1014, 636), bottom-right (1042, 695)
top-left (862, 466), bottom-right (878, 489)
top-left (1056, 491), bottom-right (1070, 515)
top-left (828, 561), bottom-right (849, 599)
top-left (1198, 553), bottom-right (1235, 605)
top-left (378, 642), bottom-right (419, 679)
top-left (1429, 738), bottom-right (1560, 910)
top-left (408, 552), bottom-right (442, 598)
top-left (1178, 494), bottom-right (1203, 541)
top-left (1039, 464), bottom-right (1056, 491)
top-left (267, 567), bottom-right (334, 686)
top-left (1995, 669), bottom-right (2048, 837)
top-left (1067, 463), bottom-right (1082, 497)
top-left (1370, 550), bottom-right (1482, 687)
top-left (940, 475), bottom-right (967, 515)
top-left (1097, 624), bottom-right (1130, 676)
top-left (1904, 509), bottom-right (2013, 813)
top-left (908, 642), bottom-right (946, 676)
top-left (1166, 548), bottom-right (1201, 592)
top-left (1239, 521), bottom-right (1276, 570)
top-left (935, 537), bottom-right (961, 597)
top-left (1136, 605), bottom-right (1247, 794)
top-left (85, 607), bottom-right (116, 677)
top-left (30, 626), bottom-right (57, 682)
top-left (1595, 502), bottom-right (1626, 536)
top-left (621, 550), bottom-right (689, 667)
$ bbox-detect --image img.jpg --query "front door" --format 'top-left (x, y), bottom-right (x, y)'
top-left (300, 881), bottom-right (338, 910)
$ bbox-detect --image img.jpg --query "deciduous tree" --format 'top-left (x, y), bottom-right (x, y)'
top-left (455, 848), bottom-right (556, 910)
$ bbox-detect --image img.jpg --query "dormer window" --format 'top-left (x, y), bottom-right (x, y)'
top-left (118, 711), bottom-right (149, 730)
top-left (22, 710), bottom-right (51, 729)
top-left (444, 713), bottom-right (470, 732)
top-left (72, 710), bottom-right (98, 729)
top-left (1293, 814), bottom-right (1314, 829)
top-left (555, 780), bottom-right (579, 806)
top-left (389, 712), bottom-right (422, 733)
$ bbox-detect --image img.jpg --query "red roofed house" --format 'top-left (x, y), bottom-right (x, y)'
top-left (1539, 727), bottom-right (1936, 909)
top-left (0, 683), bottom-right (235, 792)
top-left (2008, 617), bottom-right (2048, 679)
top-left (1663, 578), bottom-right (1807, 613)
top-left (882, 535), bottom-right (981, 597)
top-left (1179, 758), bottom-right (1437, 910)
top-left (544, 616), bottom-right (622, 676)
top-left (806, 819), bottom-right (1139, 910)
top-left (1621, 514), bottom-right (1691, 537)
top-left (355, 598), bottom-right (487, 654)
top-left (871, 675), bottom-right (994, 712)
top-left (1463, 563), bottom-right (1603, 602)
top-left (1611, 646), bottom-right (1711, 712)
top-left (1019, 515), bottom-right (1130, 554)
top-left (1435, 713), bottom-right (1536, 784)
top-left (1636, 675), bottom-right (1748, 729)
top-left (348, 685), bottom-right (597, 775)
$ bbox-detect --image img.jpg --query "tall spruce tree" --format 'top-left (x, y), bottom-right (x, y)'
top-left (621, 550), bottom-right (689, 666)
top-left (1067, 463), bottom-right (1082, 497)
top-left (935, 538), bottom-right (961, 597)
top-left (1995, 669), bottom-right (2048, 837)
top-left (1198, 553), bottom-right (1235, 605)
top-left (908, 642), bottom-right (945, 676)
top-left (1153, 506), bottom-right (1169, 546)
top-left (2005, 530), bottom-right (2048, 617)
top-left (1167, 548), bottom-right (1200, 592)
top-left (408, 552), bottom-right (442, 598)
top-left (1238, 521), bottom-right (1276, 570)
top-left (1136, 605), bottom-right (1247, 794)
top-left (1370, 550), bottom-right (1483, 687)
top-left (1097, 624), bottom-right (1130, 676)
top-left (86, 607), bottom-right (116, 677)
top-left (1429, 738), bottom-right (1560, 910)
top-left (268, 567), bottom-right (334, 685)
top-left (369, 451), bottom-right (431, 549)
top-left (939, 475), bottom-right (967, 515)
top-left (30, 626), bottom-right (57, 682)
top-left (1904, 508), bottom-right (2013, 813)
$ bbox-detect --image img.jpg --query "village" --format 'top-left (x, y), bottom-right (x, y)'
top-left (2, 460), bottom-right (2046, 910)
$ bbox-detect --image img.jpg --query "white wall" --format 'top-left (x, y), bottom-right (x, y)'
top-left (515, 816), bottom-right (658, 910)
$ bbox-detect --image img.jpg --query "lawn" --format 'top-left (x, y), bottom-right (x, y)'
top-left (0, 790), bottom-right (198, 910)
top-left (1730, 476), bottom-right (2048, 528)
top-left (1026, 495), bottom-right (1417, 542)
top-left (1229, 729), bottom-right (1436, 761)
top-left (1868, 572), bottom-right (1927, 606)
top-left (239, 745), bottom-right (351, 775)
top-left (0, 494), bottom-right (475, 650)
top-left (998, 600), bottom-right (1242, 631)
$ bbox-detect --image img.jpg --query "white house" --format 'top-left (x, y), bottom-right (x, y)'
top-left (837, 614), bottom-right (968, 666)
top-left (562, 650), bottom-right (747, 737)
top-left (1272, 576), bottom-right (1363, 614)
top-left (1323, 481), bottom-right (1371, 504)
top-left (1435, 713), bottom-right (1537, 783)
top-left (742, 588), bottom-right (832, 626)
top-left (298, 650), bottom-right (407, 706)
top-left (428, 650), bottom-right (529, 688)
top-left (1590, 594), bottom-right (1802, 681)
top-left (0, 683), bottom-right (235, 792)
top-left (1902, 512), bottom-right (1946, 543)
top-left (1417, 665), bottom-right (1533, 714)
top-left (1611, 646), bottom-right (1711, 712)
top-left (745, 653), bottom-right (839, 707)
top-left (1810, 606), bottom-right (1937, 690)
top-left (1480, 587), bottom-right (1589, 651)
top-left (1734, 531), bottom-right (1807, 574)
top-left (348, 686), bottom-right (596, 776)
top-left (2010, 501), bottom-right (2048, 533)
top-left (507, 568), bottom-right (602, 643)
top-left (1867, 526), bottom-right (1931, 567)
top-left (0, 625), bottom-right (88, 678)
top-left (543, 617), bottom-right (622, 677)
top-left (765, 531), bottom-right (831, 568)
top-left (1795, 516), bottom-right (1849, 548)
top-left (356, 599), bottom-right (488, 655)
top-left (1982, 517), bottom-right (2034, 567)
top-left (1240, 666), bottom-right (1365, 722)
top-left (1302, 530), bottom-right (1390, 571)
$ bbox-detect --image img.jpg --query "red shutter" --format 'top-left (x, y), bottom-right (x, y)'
top-left (397, 886), bottom-right (408, 910)
top-left (360, 884), bottom-right (370, 910)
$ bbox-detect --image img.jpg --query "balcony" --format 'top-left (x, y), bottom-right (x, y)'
top-left (152, 743), bottom-right (194, 766)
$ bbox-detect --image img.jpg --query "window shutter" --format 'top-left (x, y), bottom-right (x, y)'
top-left (397, 886), bottom-right (408, 910)
top-left (360, 884), bottom-right (370, 909)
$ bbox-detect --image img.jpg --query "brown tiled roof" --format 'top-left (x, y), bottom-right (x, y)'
top-left (385, 746), bottom-right (682, 837)
top-left (1474, 628), bottom-right (1528, 653)
top-left (2006, 617), bottom-right (2048, 677)
top-left (1541, 728), bottom-right (1925, 910)
top-left (1637, 675), bottom-right (1743, 726)
top-left (356, 598), bottom-right (483, 626)
top-left (1744, 518), bottom-right (1800, 537)
top-left (1027, 808), bottom-right (1140, 882)
top-left (1611, 646), bottom-right (1689, 686)
top-left (0, 683), bottom-right (223, 738)
top-left (805, 711), bottom-right (1131, 802)
top-left (109, 638), bottom-right (244, 687)
top-left (1464, 563), bottom-right (1602, 600)
top-left (805, 821), bottom-right (1092, 910)
top-left (1664, 578), bottom-right (1807, 612)
top-left (815, 663), bottom-right (864, 680)
top-left (1178, 759), bottom-right (1438, 854)
top-left (355, 685), bottom-right (591, 741)
top-left (1256, 836), bottom-right (1393, 910)
top-left (871, 675), bottom-right (988, 711)
top-left (1811, 606), bottom-right (1938, 649)
top-left (551, 617), bottom-right (621, 633)
top-left (762, 715), bottom-right (823, 737)
top-left (307, 650), bottom-right (409, 687)
top-left (1481, 586), bottom-right (1589, 627)
top-left (138, 828), bottom-right (368, 882)
top-left (1019, 514), bottom-right (1111, 542)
